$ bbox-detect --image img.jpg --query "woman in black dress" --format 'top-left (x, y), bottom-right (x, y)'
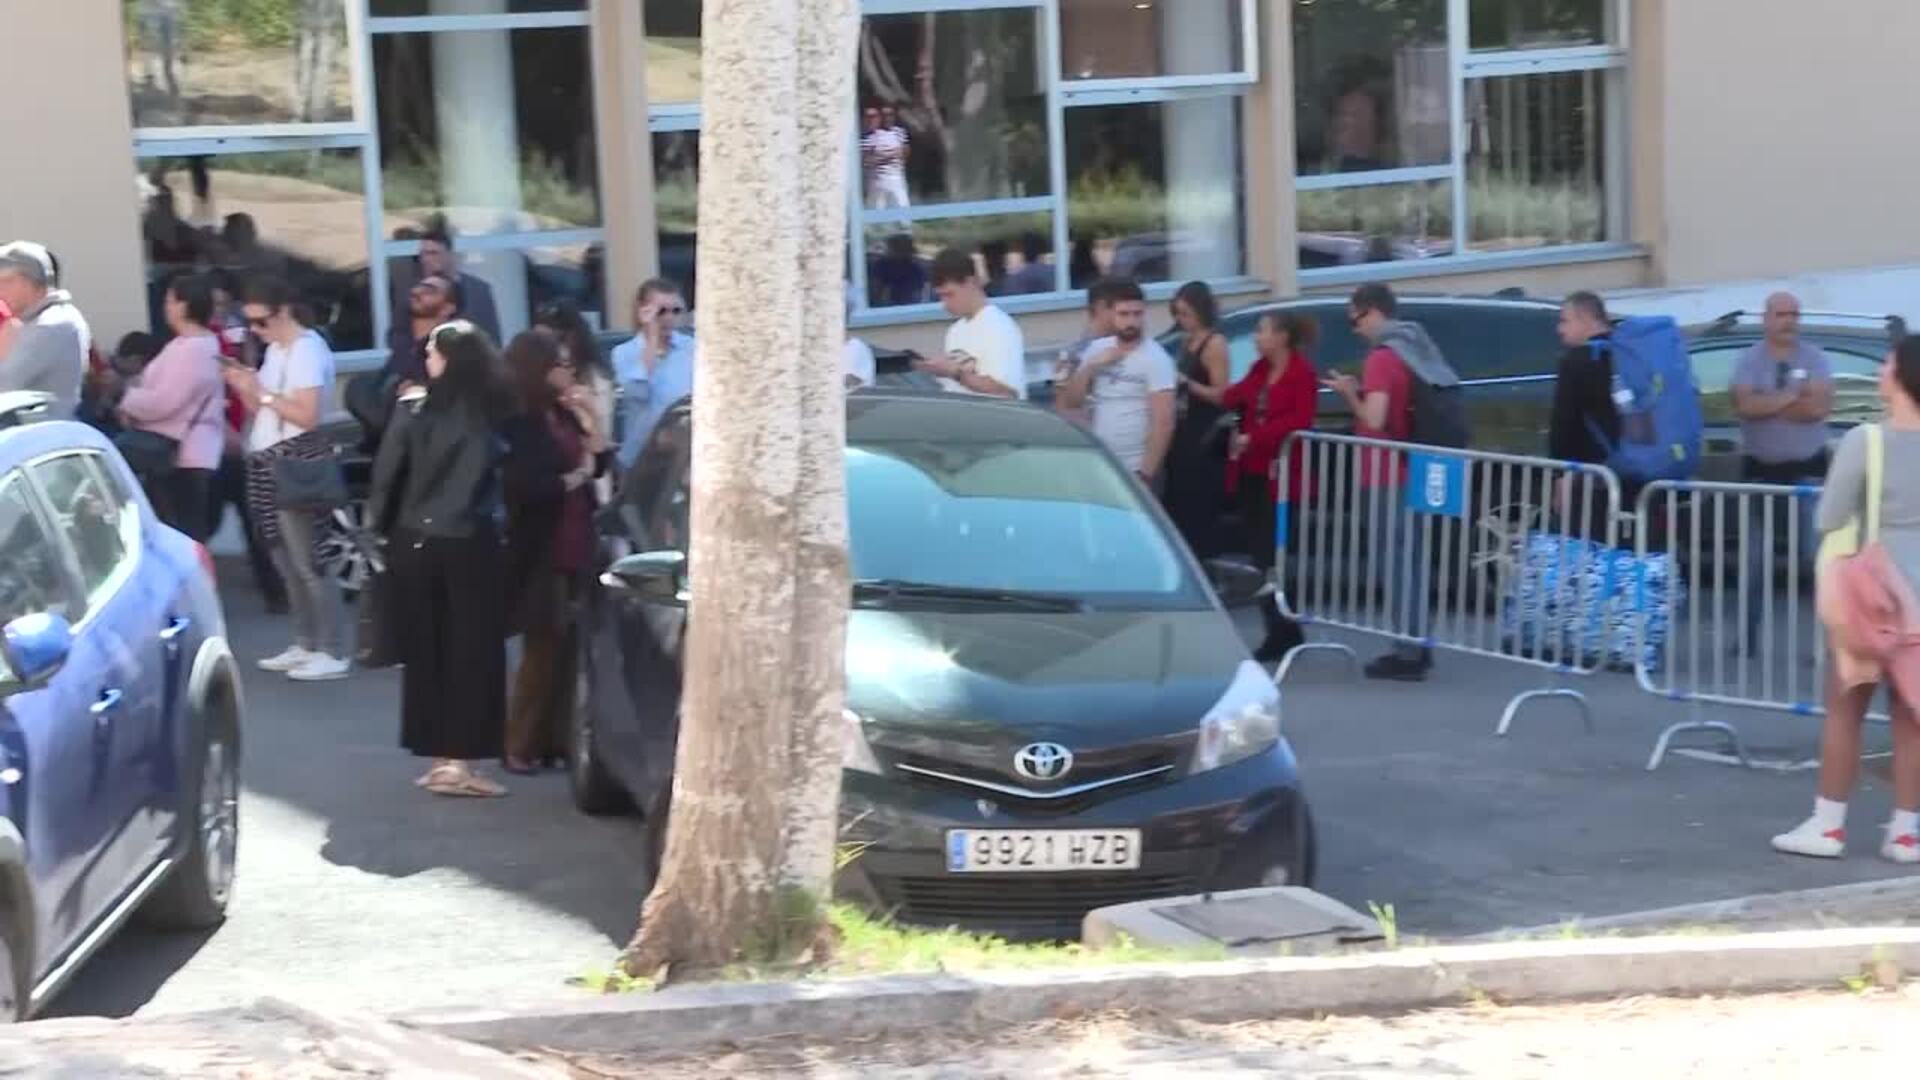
top-left (368, 320), bottom-right (517, 798)
top-left (1163, 281), bottom-right (1233, 558)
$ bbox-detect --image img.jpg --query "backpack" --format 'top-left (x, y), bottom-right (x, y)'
top-left (1408, 373), bottom-right (1470, 449)
top-left (1589, 316), bottom-right (1703, 483)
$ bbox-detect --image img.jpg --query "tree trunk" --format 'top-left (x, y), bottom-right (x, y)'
top-left (621, 0), bottom-right (856, 981)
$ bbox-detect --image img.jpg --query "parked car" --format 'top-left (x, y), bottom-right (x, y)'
top-left (569, 389), bottom-right (1315, 939)
top-left (0, 393), bottom-right (241, 1020)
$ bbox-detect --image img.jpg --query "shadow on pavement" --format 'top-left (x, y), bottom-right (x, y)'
top-left (38, 928), bottom-right (215, 1019)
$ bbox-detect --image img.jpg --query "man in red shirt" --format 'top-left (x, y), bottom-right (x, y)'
top-left (1325, 283), bottom-right (1458, 682)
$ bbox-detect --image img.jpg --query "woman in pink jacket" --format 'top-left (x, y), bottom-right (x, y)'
top-left (119, 274), bottom-right (226, 540)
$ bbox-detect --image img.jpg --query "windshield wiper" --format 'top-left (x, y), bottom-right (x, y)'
top-left (852, 579), bottom-right (1089, 613)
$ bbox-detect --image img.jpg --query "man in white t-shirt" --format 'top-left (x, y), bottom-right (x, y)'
top-left (860, 105), bottom-right (910, 210)
top-left (916, 248), bottom-right (1025, 399)
top-left (1054, 280), bottom-right (1175, 484)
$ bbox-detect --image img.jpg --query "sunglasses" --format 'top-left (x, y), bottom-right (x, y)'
top-left (653, 304), bottom-right (686, 316)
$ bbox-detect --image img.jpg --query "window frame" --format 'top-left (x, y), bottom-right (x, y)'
top-left (126, 0), bottom-right (374, 142)
top-left (647, 0), bottom-right (1261, 323)
top-left (1294, 0), bottom-right (1633, 286)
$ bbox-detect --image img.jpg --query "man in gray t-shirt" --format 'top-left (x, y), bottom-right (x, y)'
top-left (1055, 284), bottom-right (1176, 483)
top-left (1729, 291), bottom-right (1831, 647)
top-left (1730, 291), bottom-right (1833, 475)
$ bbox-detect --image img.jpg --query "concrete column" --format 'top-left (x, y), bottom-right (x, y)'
top-left (1241, 0), bottom-right (1298, 297)
top-left (0, 4), bottom-right (147, 346)
top-left (1161, 2), bottom-right (1242, 281)
top-left (431, 0), bottom-right (529, 335)
top-left (592, 0), bottom-right (659, 331)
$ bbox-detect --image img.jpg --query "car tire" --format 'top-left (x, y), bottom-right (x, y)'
top-left (568, 656), bottom-right (630, 816)
top-left (0, 906), bottom-right (24, 1022)
top-left (142, 704), bottom-right (239, 931)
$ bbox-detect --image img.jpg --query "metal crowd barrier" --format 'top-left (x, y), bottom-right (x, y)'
top-left (1272, 431), bottom-right (1624, 736)
top-left (1634, 479), bottom-right (1884, 771)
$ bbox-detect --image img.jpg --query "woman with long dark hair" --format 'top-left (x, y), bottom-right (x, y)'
top-left (368, 320), bottom-right (516, 797)
top-left (501, 328), bottom-right (607, 773)
top-left (1165, 281), bottom-right (1233, 557)
top-left (1221, 311), bottom-right (1320, 663)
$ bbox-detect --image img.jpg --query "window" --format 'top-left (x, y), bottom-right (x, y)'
top-left (124, 0), bottom-right (354, 130)
top-left (0, 474), bottom-right (76, 658)
top-left (858, 9), bottom-right (1051, 208)
top-left (643, 0), bottom-right (702, 107)
top-left (647, 1), bottom-right (1258, 316)
top-left (1058, 0), bottom-right (1248, 82)
top-left (1295, 0), bottom-right (1628, 278)
top-left (137, 150), bottom-right (376, 350)
top-left (652, 131), bottom-right (700, 308)
top-left (1064, 99), bottom-right (1245, 287)
top-left (32, 455), bottom-right (136, 619)
top-left (845, 443), bottom-right (1205, 609)
top-left (373, 28), bottom-right (601, 235)
top-left (370, 8), bottom-right (609, 341)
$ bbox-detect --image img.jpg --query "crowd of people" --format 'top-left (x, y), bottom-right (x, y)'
top-left (7, 223), bottom-right (1920, 848)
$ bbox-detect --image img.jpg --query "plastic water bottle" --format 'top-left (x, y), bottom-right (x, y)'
top-left (1612, 371), bottom-right (1652, 443)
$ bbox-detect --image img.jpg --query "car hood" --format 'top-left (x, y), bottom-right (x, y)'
top-left (844, 608), bottom-right (1248, 758)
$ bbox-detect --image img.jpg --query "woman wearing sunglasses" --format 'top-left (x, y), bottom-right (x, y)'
top-left (226, 276), bottom-right (348, 683)
top-left (609, 279), bottom-right (694, 469)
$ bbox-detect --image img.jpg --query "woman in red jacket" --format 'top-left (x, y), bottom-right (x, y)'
top-left (1219, 310), bottom-right (1321, 663)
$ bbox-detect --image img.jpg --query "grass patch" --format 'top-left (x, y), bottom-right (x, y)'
top-left (572, 902), bottom-right (1227, 994)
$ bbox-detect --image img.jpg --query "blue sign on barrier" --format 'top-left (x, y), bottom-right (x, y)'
top-left (1406, 453), bottom-right (1466, 518)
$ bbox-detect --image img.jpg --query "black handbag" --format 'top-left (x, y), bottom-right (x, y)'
top-left (271, 452), bottom-right (348, 510)
top-left (114, 429), bottom-right (180, 477)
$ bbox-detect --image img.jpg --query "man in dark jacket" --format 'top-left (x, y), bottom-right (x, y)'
top-left (1547, 290), bottom-right (1619, 537)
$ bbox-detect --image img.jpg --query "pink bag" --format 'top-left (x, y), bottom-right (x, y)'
top-left (1818, 422), bottom-right (1920, 708)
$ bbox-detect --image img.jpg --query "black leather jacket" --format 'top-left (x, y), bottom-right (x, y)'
top-left (368, 393), bottom-right (505, 540)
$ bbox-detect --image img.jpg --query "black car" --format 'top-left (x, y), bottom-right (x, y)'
top-left (569, 389), bottom-right (1314, 939)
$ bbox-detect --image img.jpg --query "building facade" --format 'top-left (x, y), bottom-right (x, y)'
top-left (5, 0), bottom-right (1918, 368)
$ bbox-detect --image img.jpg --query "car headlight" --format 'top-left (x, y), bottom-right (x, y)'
top-left (843, 708), bottom-right (883, 775)
top-left (1190, 660), bottom-right (1282, 775)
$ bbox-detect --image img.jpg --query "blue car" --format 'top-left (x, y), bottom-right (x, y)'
top-left (0, 394), bottom-right (241, 1019)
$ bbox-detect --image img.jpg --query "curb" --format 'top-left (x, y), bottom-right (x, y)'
top-left (401, 926), bottom-right (1920, 1056)
top-left (1488, 875), bottom-right (1920, 939)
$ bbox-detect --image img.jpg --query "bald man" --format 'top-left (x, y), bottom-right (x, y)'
top-left (1730, 292), bottom-right (1832, 647)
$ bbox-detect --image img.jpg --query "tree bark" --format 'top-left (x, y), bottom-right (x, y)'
top-left (621, 0), bottom-right (856, 981)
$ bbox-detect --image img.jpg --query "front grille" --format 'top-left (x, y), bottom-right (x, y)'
top-left (891, 749), bottom-right (1179, 809)
top-left (876, 873), bottom-right (1196, 932)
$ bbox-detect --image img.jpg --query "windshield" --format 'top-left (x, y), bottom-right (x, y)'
top-left (846, 440), bottom-right (1208, 610)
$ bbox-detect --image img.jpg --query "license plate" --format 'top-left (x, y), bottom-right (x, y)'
top-left (945, 829), bottom-right (1142, 873)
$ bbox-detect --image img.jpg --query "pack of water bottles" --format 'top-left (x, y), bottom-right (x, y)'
top-left (1499, 532), bottom-right (1686, 672)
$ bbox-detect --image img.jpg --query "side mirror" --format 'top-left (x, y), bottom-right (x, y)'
top-left (1203, 557), bottom-right (1274, 610)
top-left (600, 551), bottom-right (688, 607)
top-left (2, 611), bottom-right (73, 694)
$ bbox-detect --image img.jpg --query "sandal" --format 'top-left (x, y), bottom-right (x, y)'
top-left (415, 763), bottom-right (461, 788)
top-left (426, 771), bottom-right (507, 799)
top-left (501, 757), bottom-right (539, 776)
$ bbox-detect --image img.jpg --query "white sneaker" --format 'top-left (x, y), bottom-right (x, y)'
top-left (1771, 818), bottom-right (1846, 859)
top-left (1883, 831), bottom-right (1920, 865)
top-left (258, 646), bottom-right (313, 673)
top-left (287, 654), bottom-right (351, 682)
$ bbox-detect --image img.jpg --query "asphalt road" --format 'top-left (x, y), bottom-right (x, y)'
top-left (44, 579), bottom-right (651, 1019)
top-left (38, 577), bottom-right (1920, 1018)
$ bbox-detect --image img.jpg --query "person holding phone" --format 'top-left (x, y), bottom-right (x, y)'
top-left (920, 248), bottom-right (1024, 399)
top-left (610, 278), bottom-right (695, 467)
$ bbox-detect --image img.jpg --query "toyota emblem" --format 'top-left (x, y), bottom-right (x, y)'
top-left (1013, 742), bottom-right (1073, 782)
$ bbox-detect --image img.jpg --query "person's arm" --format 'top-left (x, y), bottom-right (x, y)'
top-left (1780, 378), bottom-right (1834, 423)
top-left (117, 340), bottom-right (198, 423)
top-left (1244, 364), bottom-right (1319, 465)
top-left (1547, 349), bottom-right (1588, 460)
top-left (1055, 346), bottom-right (1109, 410)
top-left (1816, 424), bottom-right (1869, 535)
top-left (1137, 349), bottom-right (1178, 480)
top-left (1183, 334), bottom-right (1233, 406)
top-left (366, 403), bottom-right (415, 537)
top-left (1730, 358), bottom-right (1796, 420)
